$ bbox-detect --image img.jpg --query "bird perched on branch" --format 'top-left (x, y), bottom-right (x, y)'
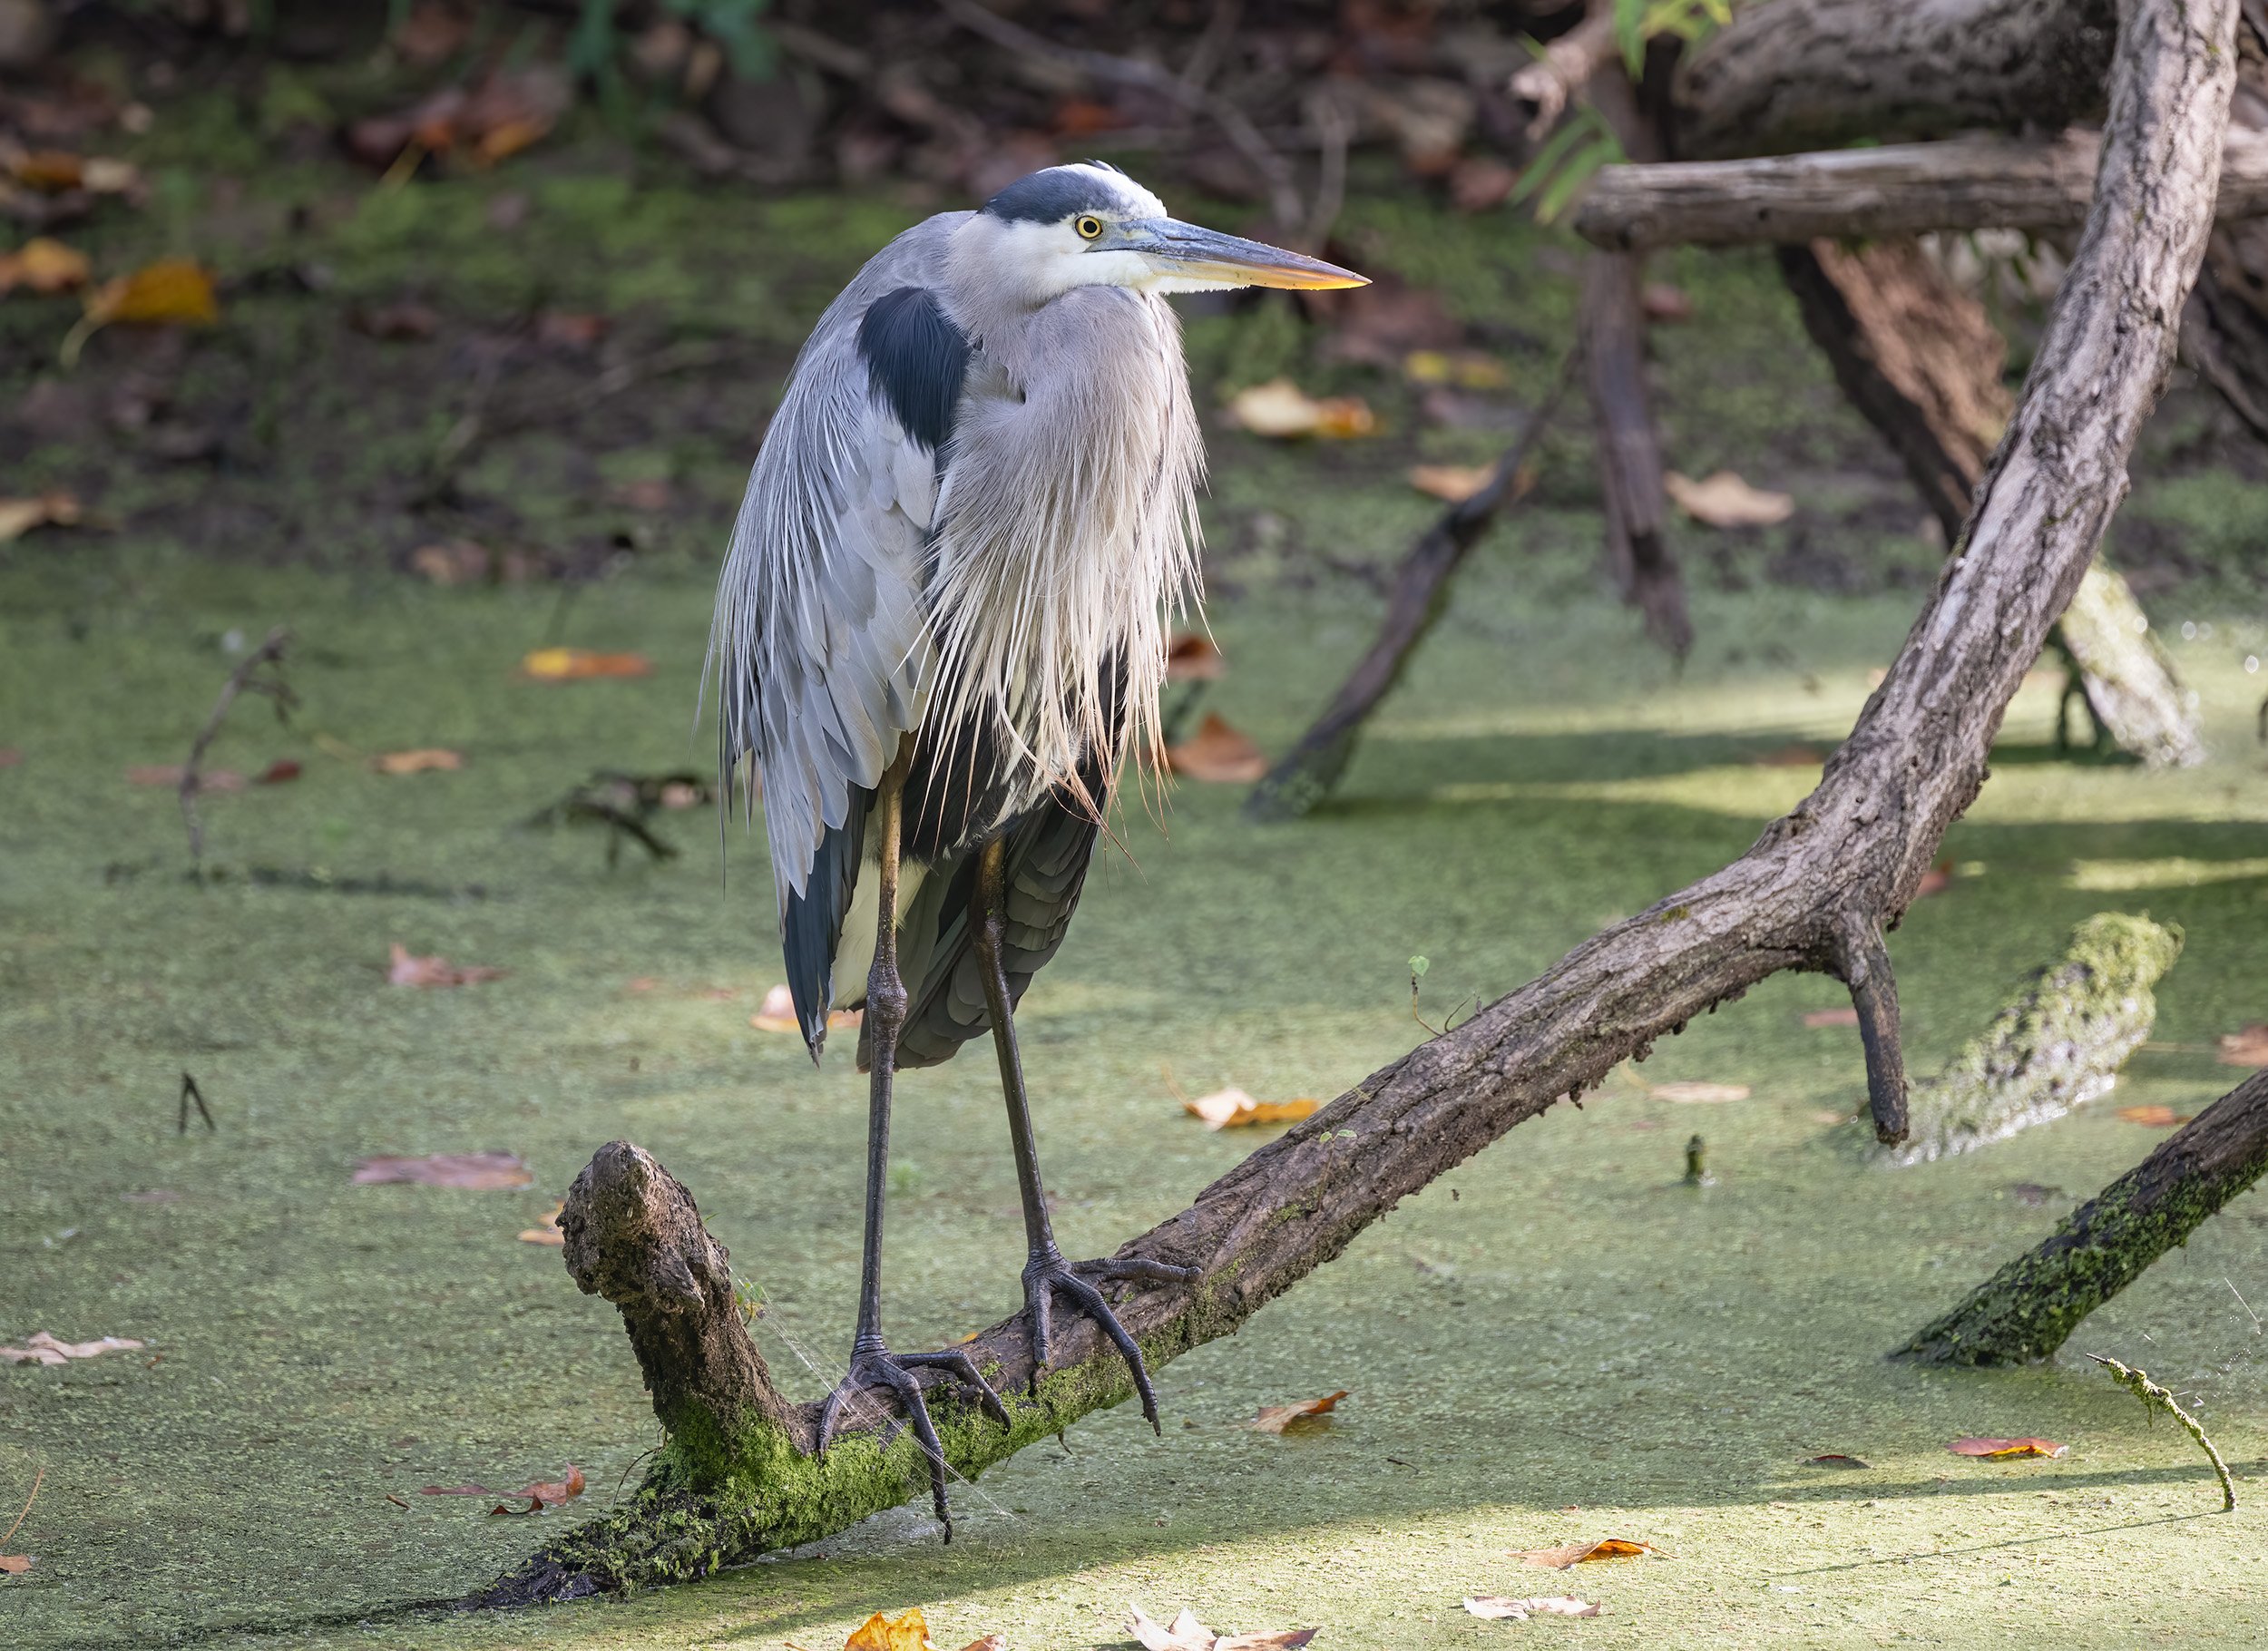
top-left (711, 162), bottom-right (1364, 1527)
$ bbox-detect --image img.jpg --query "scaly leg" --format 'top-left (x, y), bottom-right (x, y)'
top-left (973, 835), bottom-right (1197, 1433)
top-left (815, 757), bottom-right (1008, 1537)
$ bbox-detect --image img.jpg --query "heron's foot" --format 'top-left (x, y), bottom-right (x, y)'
top-left (815, 1339), bottom-right (1011, 1539)
top-left (1021, 1248), bottom-right (1200, 1434)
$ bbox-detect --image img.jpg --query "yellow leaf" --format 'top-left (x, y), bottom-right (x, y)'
top-left (1663, 468), bottom-right (1794, 529)
top-left (1182, 1088), bottom-right (1319, 1130)
top-left (1513, 1537), bottom-right (1664, 1568)
top-left (844, 1607), bottom-right (935, 1651)
top-left (371, 747), bottom-right (464, 775)
top-left (88, 259), bottom-right (220, 326)
top-left (520, 648), bottom-right (652, 680)
top-left (0, 238), bottom-right (91, 296)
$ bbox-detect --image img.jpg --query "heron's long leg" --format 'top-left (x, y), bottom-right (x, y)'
top-left (816, 757), bottom-right (1007, 1537)
top-left (973, 835), bottom-right (1196, 1433)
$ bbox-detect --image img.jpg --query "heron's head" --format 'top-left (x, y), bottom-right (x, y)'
top-left (955, 161), bottom-right (1366, 308)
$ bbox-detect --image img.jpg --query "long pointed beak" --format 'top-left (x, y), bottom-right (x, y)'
top-left (1117, 219), bottom-right (1368, 291)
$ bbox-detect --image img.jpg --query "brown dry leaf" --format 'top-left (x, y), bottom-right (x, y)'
top-left (1, 1331), bottom-right (147, 1366)
top-left (1183, 1088), bottom-right (1320, 1130)
top-left (1649, 1081), bottom-right (1749, 1104)
top-left (1166, 713), bottom-right (1267, 783)
top-left (1165, 631), bottom-right (1225, 682)
top-left (86, 259), bottom-right (220, 327)
top-left (1803, 1453), bottom-right (1872, 1469)
top-left (387, 943), bottom-right (504, 987)
top-left (1129, 1604), bottom-right (1318, 1650)
top-left (7, 151), bottom-right (135, 193)
top-left (126, 764), bottom-right (244, 790)
top-left (423, 1464), bottom-right (585, 1512)
top-left (518, 1202), bottom-right (565, 1246)
top-left (1248, 1391), bottom-right (1348, 1433)
top-left (371, 747), bottom-right (464, 775)
top-left (1513, 1538), bottom-right (1662, 1568)
top-left (1803, 1007), bottom-right (1861, 1028)
top-left (1407, 463), bottom-right (1493, 503)
top-left (0, 1555), bottom-right (29, 1574)
top-left (956, 1639), bottom-right (1006, 1651)
top-left (0, 237), bottom-right (91, 296)
top-left (1750, 743), bottom-right (1824, 767)
top-left (347, 68), bottom-right (571, 169)
top-left (1464, 1597), bottom-right (1599, 1620)
top-left (2216, 1024), bottom-right (2268, 1067)
top-left (259, 759), bottom-right (302, 785)
top-left (355, 1151), bottom-right (533, 1190)
top-left (1225, 377), bottom-right (1375, 440)
top-left (1664, 468), bottom-right (1794, 530)
top-left (0, 490), bottom-right (81, 542)
top-left (1949, 1437), bottom-right (2068, 1460)
top-left (2116, 1105), bottom-right (2189, 1128)
top-left (843, 1607), bottom-right (935, 1651)
top-left (520, 647), bottom-right (651, 680)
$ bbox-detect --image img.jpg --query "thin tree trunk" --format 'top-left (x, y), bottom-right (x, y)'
top-left (482, 0), bottom-right (2238, 1603)
top-left (1902, 1070), bottom-right (2268, 1363)
top-left (1580, 249), bottom-right (1693, 657)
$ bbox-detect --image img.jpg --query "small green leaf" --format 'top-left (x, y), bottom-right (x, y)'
top-left (1409, 956), bottom-right (1430, 977)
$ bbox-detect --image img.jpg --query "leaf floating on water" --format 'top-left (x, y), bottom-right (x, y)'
top-left (354, 1152), bottom-right (533, 1190)
top-left (371, 748), bottom-right (464, 775)
top-left (518, 1202), bottom-right (566, 1246)
top-left (1129, 1603), bottom-right (1319, 1650)
top-left (1512, 1538), bottom-right (1663, 1568)
top-left (1949, 1437), bottom-right (2068, 1460)
top-left (1803, 1007), bottom-right (1861, 1028)
top-left (2116, 1106), bottom-right (2189, 1128)
top-left (1649, 1081), bottom-right (1749, 1104)
top-left (0, 1555), bottom-right (28, 1574)
top-left (1, 1331), bottom-right (146, 1366)
top-left (843, 1607), bottom-right (936, 1651)
top-left (387, 943), bottom-right (504, 988)
top-left (520, 648), bottom-right (652, 680)
top-left (1225, 377), bottom-right (1375, 440)
top-left (422, 1464), bottom-right (584, 1513)
top-left (1184, 1088), bottom-right (1319, 1130)
top-left (1248, 1391), bottom-right (1348, 1434)
top-left (1802, 1454), bottom-right (1872, 1469)
top-left (1165, 632), bottom-right (1226, 682)
top-left (1664, 468), bottom-right (1794, 529)
top-left (1165, 713), bottom-right (1268, 783)
top-left (1463, 1596), bottom-right (1599, 1620)
top-left (2216, 1024), bottom-right (2268, 1067)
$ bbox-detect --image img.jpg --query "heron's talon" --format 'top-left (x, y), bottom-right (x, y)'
top-left (1021, 1249), bottom-right (1187, 1434)
top-left (814, 1341), bottom-right (1011, 1539)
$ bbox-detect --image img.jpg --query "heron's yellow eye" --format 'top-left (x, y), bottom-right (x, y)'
top-left (1075, 215), bottom-right (1104, 240)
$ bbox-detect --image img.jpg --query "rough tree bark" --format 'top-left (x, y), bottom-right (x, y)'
top-left (482, 0), bottom-right (2237, 1603)
top-left (1903, 1070), bottom-right (2268, 1363)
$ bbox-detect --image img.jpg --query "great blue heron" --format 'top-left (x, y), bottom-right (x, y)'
top-left (712, 161), bottom-right (1364, 1527)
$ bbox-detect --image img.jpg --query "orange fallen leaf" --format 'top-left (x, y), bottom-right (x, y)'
top-left (371, 747), bottom-right (464, 775)
top-left (1407, 463), bottom-right (1492, 503)
top-left (2116, 1106), bottom-right (2189, 1128)
top-left (1949, 1437), bottom-right (2068, 1460)
top-left (1803, 1007), bottom-right (1861, 1028)
top-left (0, 238), bottom-right (92, 296)
top-left (518, 1202), bottom-right (565, 1246)
top-left (0, 1555), bottom-right (28, 1574)
top-left (844, 1607), bottom-right (935, 1651)
top-left (1664, 468), bottom-right (1794, 529)
top-left (1513, 1538), bottom-right (1663, 1568)
top-left (1464, 1597), bottom-right (1599, 1620)
top-left (0, 491), bottom-right (82, 542)
top-left (354, 1152), bottom-right (533, 1190)
top-left (520, 647), bottom-right (651, 680)
top-left (422, 1464), bottom-right (584, 1512)
top-left (126, 763), bottom-right (244, 790)
top-left (1183, 1088), bottom-right (1319, 1130)
top-left (2217, 1024), bottom-right (2268, 1067)
top-left (1, 1332), bottom-right (146, 1366)
top-left (1649, 1081), bottom-right (1749, 1104)
top-left (1248, 1391), bottom-right (1347, 1433)
top-left (1225, 377), bottom-right (1374, 440)
top-left (1129, 1604), bottom-right (1318, 1650)
top-left (1166, 631), bottom-right (1226, 682)
top-left (387, 943), bottom-right (504, 987)
top-left (1166, 713), bottom-right (1266, 783)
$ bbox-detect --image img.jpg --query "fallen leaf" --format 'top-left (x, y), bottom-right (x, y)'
top-left (1664, 468), bottom-right (1794, 530)
top-left (1915, 857), bottom-right (1955, 897)
top-left (1949, 1437), bottom-right (2068, 1460)
top-left (2216, 1024), bottom-right (2268, 1067)
top-left (0, 490), bottom-right (81, 542)
top-left (518, 1202), bottom-right (565, 1246)
top-left (1750, 743), bottom-right (1824, 767)
top-left (1166, 713), bottom-right (1267, 783)
top-left (1183, 1088), bottom-right (1320, 1130)
top-left (0, 237), bottom-right (91, 295)
top-left (1407, 463), bottom-right (1492, 503)
top-left (371, 747), bottom-right (464, 775)
top-left (1464, 1596), bottom-right (1599, 1620)
top-left (1649, 1081), bottom-right (1749, 1104)
top-left (1225, 377), bottom-right (1375, 440)
top-left (1803, 1007), bottom-right (1861, 1028)
top-left (0, 1331), bottom-right (147, 1365)
top-left (257, 758), bottom-right (301, 784)
top-left (387, 943), bottom-right (504, 988)
top-left (749, 982), bottom-right (859, 1034)
top-left (955, 1639), bottom-right (1006, 1651)
top-left (2116, 1106), bottom-right (2189, 1128)
top-left (7, 150), bottom-right (138, 193)
top-left (1403, 348), bottom-right (1508, 390)
top-left (1803, 1454), bottom-right (1872, 1469)
top-left (0, 1555), bottom-right (28, 1573)
top-left (422, 1464), bottom-right (584, 1511)
top-left (1129, 1603), bottom-right (1318, 1650)
top-left (1166, 631), bottom-right (1226, 682)
top-left (1513, 1538), bottom-right (1662, 1568)
top-left (126, 764), bottom-right (244, 790)
top-left (85, 259), bottom-right (220, 327)
top-left (844, 1607), bottom-right (936, 1651)
top-left (346, 68), bottom-right (571, 170)
top-left (354, 1152), bottom-right (532, 1190)
top-left (520, 647), bottom-right (651, 680)
top-left (1248, 1391), bottom-right (1348, 1433)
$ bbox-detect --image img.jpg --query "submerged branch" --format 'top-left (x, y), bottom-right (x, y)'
top-left (2087, 1353), bottom-right (2238, 1511)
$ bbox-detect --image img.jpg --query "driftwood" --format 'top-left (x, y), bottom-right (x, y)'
top-left (1903, 1070), bottom-right (2268, 1364)
top-left (1575, 130), bottom-right (2268, 252)
top-left (478, 0), bottom-right (2240, 1602)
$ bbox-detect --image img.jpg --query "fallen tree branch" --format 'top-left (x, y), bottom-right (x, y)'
top-left (1575, 130), bottom-right (2268, 252)
top-left (483, 0), bottom-right (2238, 1602)
top-left (1901, 1070), bottom-right (2268, 1364)
top-left (2087, 1353), bottom-right (2239, 1511)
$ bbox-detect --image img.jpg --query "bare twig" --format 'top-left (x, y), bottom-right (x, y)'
top-left (1508, 2), bottom-right (1618, 142)
top-left (181, 627), bottom-right (293, 867)
top-left (1303, 95), bottom-right (1352, 251)
top-left (177, 1071), bottom-right (215, 1135)
top-left (2, 1464), bottom-right (44, 1552)
top-left (1178, 0), bottom-right (1244, 95)
top-left (2087, 1353), bottom-right (2237, 1511)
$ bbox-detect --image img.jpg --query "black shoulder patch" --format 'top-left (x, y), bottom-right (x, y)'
top-left (980, 165), bottom-right (1125, 225)
top-left (855, 286), bottom-right (970, 453)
